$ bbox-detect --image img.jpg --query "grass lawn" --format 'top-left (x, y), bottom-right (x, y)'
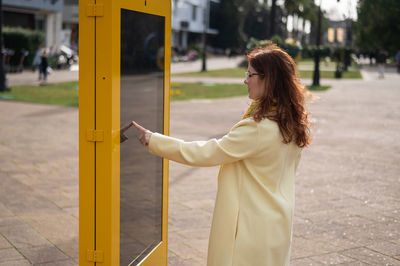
top-left (306, 85), bottom-right (331, 91)
top-left (171, 82), bottom-right (248, 100)
top-left (174, 68), bottom-right (246, 78)
top-left (299, 70), bottom-right (362, 79)
top-left (0, 80), bottom-right (332, 107)
top-left (0, 81), bottom-right (79, 107)
top-left (297, 59), bottom-right (337, 68)
top-left (0, 81), bottom-right (248, 106)
top-left (174, 67), bottom-right (362, 79)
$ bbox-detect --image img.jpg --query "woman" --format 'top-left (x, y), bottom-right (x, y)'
top-left (39, 48), bottom-right (49, 83)
top-left (132, 44), bottom-right (311, 266)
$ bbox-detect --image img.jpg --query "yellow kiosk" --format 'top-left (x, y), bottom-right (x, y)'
top-left (79, 0), bottom-right (170, 265)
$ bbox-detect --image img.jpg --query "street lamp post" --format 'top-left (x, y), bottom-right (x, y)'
top-left (312, 0), bottom-right (322, 87)
top-left (269, 0), bottom-right (277, 38)
top-left (312, 0), bottom-right (341, 86)
top-left (201, 0), bottom-right (209, 72)
top-left (0, 0), bottom-right (10, 92)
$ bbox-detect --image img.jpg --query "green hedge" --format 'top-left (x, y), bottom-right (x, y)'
top-left (246, 37), bottom-right (301, 60)
top-left (3, 27), bottom-right (45, 67)
top-left (301, 45), bottom-right (331, 58)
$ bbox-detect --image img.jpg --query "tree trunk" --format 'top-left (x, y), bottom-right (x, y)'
top-left (269, 0), bottom-right (277, 38)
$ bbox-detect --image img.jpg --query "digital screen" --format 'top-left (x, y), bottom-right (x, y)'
top-left (120, 8), bottom-right (165, 266)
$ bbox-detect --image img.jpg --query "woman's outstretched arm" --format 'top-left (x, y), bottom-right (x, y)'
top-left (132, 119), bottom-right (261, 167)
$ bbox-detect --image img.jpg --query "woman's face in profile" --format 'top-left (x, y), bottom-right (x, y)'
top-left (244, 64), bottom-right (264, 100)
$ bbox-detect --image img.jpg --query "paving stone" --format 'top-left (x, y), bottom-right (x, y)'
top-left (18, 245), bottom-right (69, 264)
top-left (167, 254), bottom-right (203, 266)
top-left (0, 234), bottom-right (12, 249)
top-left (0, 202), bottom-right (14, 218)
top-left (335, 262), bottom-right (370, 266)
top-left (184, 237), bottom-right (209, 258)
top-left (10, 173), bottom-right (41, 187)
top-left (380, 209), bottom-right (400, 219)
top-left (20, 213), bottom-right (78, 244)
top-left (0, 260), bottom-right (31, 266)
top-left (366, 241), bottom-right (400, 257)
top-left (291, 237), bottom-right (342, 259)
top-left (62, 207), bottom-right (79, 219)
top-left (340, 247), bottom-right (400, 265)
top-left (36, 259), bottom-right (78, 266)
top-left (180, 198), bottom-right (216, 212)
top-left (174, 228), bottom-right (211, 240)
top-left (290, 257), bottom-right (324, 265)
top-left (0, 248), bottom-right (25, 263)
top-left (0, 224), bottom-right (51, 248)
top-left (54, 239), bottom-right (79, 259)
top-left (309, 252), bottom-right (356, 265)
top-left (168, 240), bottom-right (204, 261)
top-left (330, 215), bottom-right (376, 228)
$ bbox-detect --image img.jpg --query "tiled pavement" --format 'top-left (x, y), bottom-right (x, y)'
top-left (0, 66), bottom-right (400, 265)
top-left (167, 72), bottom-right (400, 265)
top-left (0, 102), bottom-right (78, 265)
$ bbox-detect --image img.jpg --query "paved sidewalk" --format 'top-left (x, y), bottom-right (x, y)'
top-left (7, 68), bottom-right (79, 87)
top-left (167, 76), bottom-right (400, 265)
top-left (171, 64), bottom-right (400, 85)
top-left (6, 56), bottom-right (244, 87)
top-left (7, 58), bottom-right (395, 87)
top-left (0, 68), bottom-right (399, 265)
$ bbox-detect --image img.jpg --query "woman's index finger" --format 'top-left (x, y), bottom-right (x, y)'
top-left (131, 121), bottom-right (147, 132)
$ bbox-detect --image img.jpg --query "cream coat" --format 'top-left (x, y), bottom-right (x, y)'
top-left (149, 118), bottom-right (302, 266)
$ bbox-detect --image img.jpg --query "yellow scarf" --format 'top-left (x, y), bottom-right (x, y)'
top-left (242, 100), bottom-right (260, 120)
top-left (242, 100), bottom-right (277, 120)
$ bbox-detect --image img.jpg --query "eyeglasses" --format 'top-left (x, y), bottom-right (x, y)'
top-left (245, 71), bottom-right (264, 80)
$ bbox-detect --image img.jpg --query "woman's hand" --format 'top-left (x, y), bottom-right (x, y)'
top-left (131, 121), bottom-right (153, 147)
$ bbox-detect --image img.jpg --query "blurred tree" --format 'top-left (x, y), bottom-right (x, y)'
top-left (212, 0), bottom-right (268, 51)
top-left (308, 10), bottom-right (329, 46)
top-left (356, 0), bottom-right (400, 54)
top-left (235, 0), bottom-right (259, 47)
top-left (244, 4), bottom-right (270, 41)
top-left (269, 0), bottom-right (277, 37)
top-left (211, 0), bottom-right (241, 50)
top-left (284, 0), bottom-right (301, 36)
top-left (298, 0), bottom-right (318, 44)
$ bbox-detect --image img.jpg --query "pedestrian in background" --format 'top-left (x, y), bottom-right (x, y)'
top-left (33, 44), bottom-right (43, 73)
top-left (376, 49), bottom-right (387, 79)
top-left (395, 50), bottom-right (400, 73)
top-left (39, 48), bottom-right (49, 84)
top-left (132, 44), bottom-right (311, 266)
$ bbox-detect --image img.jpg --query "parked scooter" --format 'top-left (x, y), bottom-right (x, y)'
top-left (3, 48), bottom-right (29, 73)
top-left (16, 50), bottom-right (29, 73)
top-left (55, 45), bottom-right (78, 69)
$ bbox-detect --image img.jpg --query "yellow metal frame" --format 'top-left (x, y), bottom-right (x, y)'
top-left (79, 0), bottom-right (95, 265)
top-left (80, 0), bottom-right (171, 265)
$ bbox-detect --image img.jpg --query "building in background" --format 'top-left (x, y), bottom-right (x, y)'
top-left (324, 19), bottom-right (353, 47)
top-left (171, 0), bottom-right (219, 52)
top-left (3, 0), bottom-right (219, 54)
top-left (3, 0), bottom-right (64, 48)
top-left (62, 0), bottom-right (79, 51)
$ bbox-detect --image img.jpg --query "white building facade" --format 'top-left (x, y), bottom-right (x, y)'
top-left (3, 0), bottom-right (64, 48)
top-left (171, 0), bottom-right (219, 51)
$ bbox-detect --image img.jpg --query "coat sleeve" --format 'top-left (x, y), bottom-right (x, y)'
top-left (148, 119), bottom-right (260, 167)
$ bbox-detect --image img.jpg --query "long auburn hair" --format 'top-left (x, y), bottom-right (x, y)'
top-left (247, 44), bottom-right (311, 148)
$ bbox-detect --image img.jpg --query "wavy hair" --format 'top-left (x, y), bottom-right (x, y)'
top-left (247, 44), bottom-right (311, 148)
